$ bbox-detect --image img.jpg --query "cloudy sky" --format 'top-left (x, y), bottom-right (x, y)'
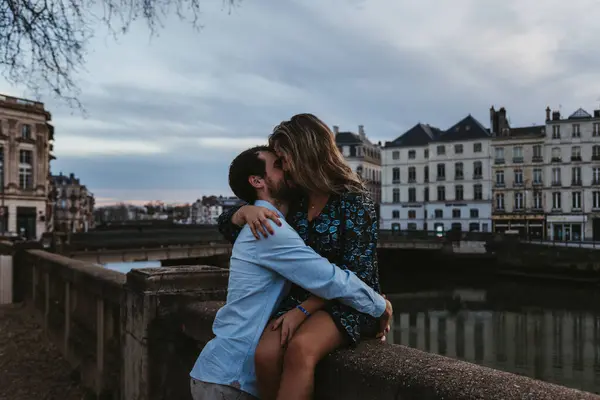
top-left (2, 0), bottom-right (600, 206)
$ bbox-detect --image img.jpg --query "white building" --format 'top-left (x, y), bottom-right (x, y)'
top-left (190, 198), bottom-right (223, 225)
top-left (543, 106), bottom-right (600, 241)
top-left (489, 106), bottom-right (546, 238)
top-left (335, 125), bottom-right (381, 204)
top-left (381, 115), bottom-right (493, 233)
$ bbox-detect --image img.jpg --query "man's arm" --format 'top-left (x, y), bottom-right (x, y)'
top-left (254, 221), bottom-right (385, 318)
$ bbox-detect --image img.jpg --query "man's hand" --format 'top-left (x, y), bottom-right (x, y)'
top-left (270, 307), bottom-right (309, 347)
top-left (376, 295), bottom-right (393, 341)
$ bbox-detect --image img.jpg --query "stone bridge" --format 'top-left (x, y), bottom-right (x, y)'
top-left (0, 241), bottom-right (596, 400)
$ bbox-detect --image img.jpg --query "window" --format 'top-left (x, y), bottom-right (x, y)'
top-left (495, 193), bottom-right (504, 210)
top-left (552, 168), bottom-right (561, 185)
top-left (594, 168), bottom-right (600, 184)
top-left (406, 167), bottom-right (416, 182)
top-left (533, 145), bottom-right (542, 159)
top-left (424, 187), bottom-right (429, 202)
top-left (552, 125), bottom-right (560, 139)
top-left (19, 150), bottom-right (33, 189)
top-left (437, 186), bottom-right (445, 201)
top-left (594, 123), bottom-right (600, 137)
top-left (495, 147), bottom-right (504, 161)
top-left (393, 188), bottom-right (400, 203)
top-left (594, 191), bottom-right (600, 209)
top-left (470, 209), bottom-right (479, 218)
top-left (392, 151), bottom-right (399, 160)
top-left (572, 124), bottom-right (580, 138)
top-left (496, 170), bottom-right (505, 185)
top-left (434, 209), bottom-right (443, 219)
top-left (437, 145), bottom-right (445, 155)
top-left (572, 191), bottom-right (582, 209)
top-left (513, 146), bottom-right (523, 162)
top-left (474, 184), bottom-right (483, 200)
top-left (408, 188), bottom-right (416, 202)
top-left (551, 147), bottom-right (561, 161)
top-left (533, 191), bottom-right (542, 209)
top-left (454, 144), bottom-right (463, 154)
top-left (514, 169), bottom-right (523, 185)
top-left (0, 146), bottom-right (3, 191)
top-left (455, 162), bottom-right (464, 180)
top-left (424, 166), bottom-right (429, 182)
top-left (452, 209), bottom-right (461, 218)
top-left (594, 146), bottom-right (600, 159)
top-left (21, 124), bottom-right (31, 139)
top-left (572, 167), bottom-right (581, 185)
top-left (572, 146), bottom-right (581, 161)
top-left (552, 192), bottom-right (561, 209)
top-left (473, 143), bottom-right (482, 152)
top-left (455, 185), bottom-right (464, 201)
top-left (408, 210), bottom-right (416, 219)
top-left (392, 168), bottom-right (400, 183)
top-left (473, 161), bottom-right (482, 178)
top-left (530, 169), bottom-right (542, 185)
top-left (424, 149), bottom-right (429, 159)
top-left (407, 222), bottom-right (417, 230)
top-left (408, 150), bottom-right (416, 159)
top-left (514, 192), bottom-right (523, 210)
top-left (392, 210), bottom-right (400, 219)
top-left (437, 164), bottom-right (445, 180)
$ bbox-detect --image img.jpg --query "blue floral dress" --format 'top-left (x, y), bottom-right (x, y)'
top-left (217, 192), bottom-right (381, 344)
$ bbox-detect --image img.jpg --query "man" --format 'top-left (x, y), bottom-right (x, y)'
top-left (190, 146), bottom-right (393, 400)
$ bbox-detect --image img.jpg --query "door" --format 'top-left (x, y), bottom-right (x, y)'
top-left (594, 218), bottom-right (600, 241)
top-left (16, 207), bottom-right (37, 240)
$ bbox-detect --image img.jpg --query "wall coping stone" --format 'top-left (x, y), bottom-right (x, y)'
top-left (125, 266), bottom-right (229, 295)
top-left (178, 301), bottom-right (600, 400)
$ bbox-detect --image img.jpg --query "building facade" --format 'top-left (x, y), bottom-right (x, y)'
top-left (52, 173), bottom-right (95, 233)
top-left (543, 106), bottom-right (600, 241)
top-left (335, 125), bottom-right (382, 204)
top-left (490, 106), bottom-right (546, 238)
top-left (381, 115), bottom-right (493, 232)
top-left (0, 94), bottom-right (53, 239)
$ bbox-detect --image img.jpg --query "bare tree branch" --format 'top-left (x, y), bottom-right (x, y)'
top-left (0, 0), bottom-right (239, 109)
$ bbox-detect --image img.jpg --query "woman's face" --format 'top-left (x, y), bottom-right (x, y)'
top-left (273, 145), bottom-right (296, 187)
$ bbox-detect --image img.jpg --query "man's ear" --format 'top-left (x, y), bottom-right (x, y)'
top-left (248, 175), bottom-right (262, 189)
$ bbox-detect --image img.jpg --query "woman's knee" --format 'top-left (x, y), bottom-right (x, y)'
top-left (255, 337), bottom-right (282, 372)
top-left (284, 334), bottom-right (319, 369)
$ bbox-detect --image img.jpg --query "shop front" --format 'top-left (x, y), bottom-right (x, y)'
top-left (547, 215), bottom-right (587, 241)
top-left (492, 214), bottom-right (546, 239)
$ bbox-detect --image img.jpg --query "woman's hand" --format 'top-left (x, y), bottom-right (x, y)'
top-left (233, 205), bottom-right (282, 239)
top-left (271, 308), bottom-right (309, 347)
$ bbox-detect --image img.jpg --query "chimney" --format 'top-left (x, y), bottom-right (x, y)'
top-left (358, 125), bottom-right (365, 139)
top-left (332, 125), bottom-right (339, 134)
top-left (594, 109), bottom-right (600, 118)
top-left (552, 111), bottom-right (560, 121)
top-left (489, 106), bottom-right (496, 135)
top-left (545, 106), bottom-right (551, 121)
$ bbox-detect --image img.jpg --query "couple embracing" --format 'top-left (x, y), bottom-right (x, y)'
top-left (190, 114), bottom-right (393, 400)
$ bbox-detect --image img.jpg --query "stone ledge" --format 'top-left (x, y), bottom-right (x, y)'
top-left (179, 301), bottom-right (599, 400)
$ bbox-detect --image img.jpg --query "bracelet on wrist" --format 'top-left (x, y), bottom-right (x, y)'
top-left (296, 305), bottom-right (311, 317)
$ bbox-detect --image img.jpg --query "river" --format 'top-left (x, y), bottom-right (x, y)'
top-left (385, 274), bottom-right (600, 395)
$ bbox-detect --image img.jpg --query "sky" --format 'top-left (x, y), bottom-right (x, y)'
top-left (2, 0), bottom-right (600, 206)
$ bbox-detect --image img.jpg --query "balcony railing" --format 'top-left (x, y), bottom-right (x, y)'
top-left (473, 174), bottom-right (482, 180)
top-left (571, 156), bottom-right (582, 162)
top-left (495, 182), bottom-right (505, 188)
top-left (571, 180), bottom-right (582, 186)
top-left (551, 157), bottom-right (562, 163)
top-left (454, 175), bottom-right (464, 180)
top-left (532, 181), bottom-right (543, 186)
top-left (593, 179), bottom-right (600, 186)
top-left (551, 181), bottom-right (562, 187)
top-left (513, 181), bottom-right (524, 188)
top-left (532, 156), bottom-right (543, 163)
top-left (593, 155), bottom-right (600, 161)
top-left (512, 157), bottom-right (524, 163)
top-left (437, 176), bottom-right (446, 181)
top-left (494, 158), bottom-right (505, 164)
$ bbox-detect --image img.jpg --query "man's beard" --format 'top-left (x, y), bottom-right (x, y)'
top-left (266, 177), bottom-right (299, 202)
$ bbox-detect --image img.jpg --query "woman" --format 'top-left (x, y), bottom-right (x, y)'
top-left (217, 113), bottom-right (384, 400)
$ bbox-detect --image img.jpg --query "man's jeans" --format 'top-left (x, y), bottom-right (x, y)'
top-left (190, 378), bottom-right (258, 400)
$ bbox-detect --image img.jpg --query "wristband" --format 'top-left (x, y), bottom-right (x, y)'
top-left (296, 305), bottom-right (311, 317)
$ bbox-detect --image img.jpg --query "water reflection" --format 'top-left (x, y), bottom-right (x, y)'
top-left (389, 292), bottom-right (600, 394)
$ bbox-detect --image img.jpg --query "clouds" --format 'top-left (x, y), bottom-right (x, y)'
top-left (2, 0), bottom-right (600, 203)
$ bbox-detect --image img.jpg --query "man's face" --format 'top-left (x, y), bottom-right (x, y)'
top-left (273, 146), bottom-right (296, 189)
top-left (258, 151), bottom-right (294, 201)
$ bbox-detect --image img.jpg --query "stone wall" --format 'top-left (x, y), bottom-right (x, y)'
top-left (2, 241), bottom-right (599, 400)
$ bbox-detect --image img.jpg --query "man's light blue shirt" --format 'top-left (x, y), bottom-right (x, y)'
top-left (190, 200), bottom-right (386, 398)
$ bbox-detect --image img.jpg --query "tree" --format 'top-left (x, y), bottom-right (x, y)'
top-left (0, 0), bottom-right (237, 107)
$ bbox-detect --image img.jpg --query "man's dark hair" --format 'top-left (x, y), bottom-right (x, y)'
top-left (229, 146), bottom-right (271, 203)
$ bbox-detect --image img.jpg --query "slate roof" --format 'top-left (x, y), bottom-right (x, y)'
top-left (385, 115), bottom-right (490, 148)
top-left (335, 131), bottom-right (363, 145)
top-left (501, 125), bottom-right (545, 138)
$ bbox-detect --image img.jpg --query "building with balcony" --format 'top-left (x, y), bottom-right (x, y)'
top-left (0, 93), bottom-right (54, 239)
top-left (335, 125), bottom-right (382, 204)
top-left (543, 106), bottom-right (600, 241)
top-left (381, 115), bottom-right (493, 233)
top-left (51, 173), bottom-right (95, 233)
top-left (490, 106), bottom-right (546, 238)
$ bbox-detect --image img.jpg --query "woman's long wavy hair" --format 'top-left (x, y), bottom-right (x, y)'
top-left (268, 113), bottom-right (365, 195)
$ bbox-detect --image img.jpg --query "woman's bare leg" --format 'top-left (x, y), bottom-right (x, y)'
top-left (275, 311), bottom-right (348, 400)
top-left (255, 319), bottom-right (286, 400)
